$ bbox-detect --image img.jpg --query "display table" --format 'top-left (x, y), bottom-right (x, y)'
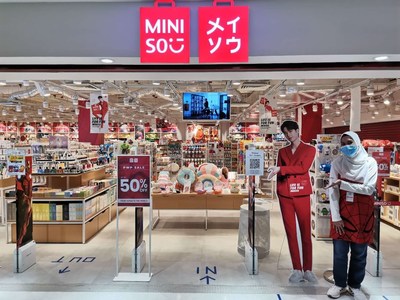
top-left (152, 193), bottom-right (247, 230)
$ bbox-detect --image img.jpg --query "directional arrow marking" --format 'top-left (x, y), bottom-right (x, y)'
top-left (59, 266), bottom-right (70, 274)
top-left (200, 275), bottom-right (215, 285)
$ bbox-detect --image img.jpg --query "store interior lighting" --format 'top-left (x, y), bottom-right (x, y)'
top-left (383, 97), bottom-right (391, 105)
top-left (0, 80), bottom-right (6, 86)
top-left (43, 100), bottom-right (49, 108)
top-left (336, 98), bottom-right (344, 105)
top-left (324, 102), bottom-right (330, 109)
top-left (367, 83), bottom-right (375, 96)
top-left (22, 80), bottom-right (30, 87)
top-left (296, 79), bottom-right (305, 86)
top-left (1, 109), bottom-right (6, 116)
top-left (16, 103), bottom-right (22, 112)
top-left (301, 107), bottom-right (307, 115)
top-left (312, 103), bottom-right (318, 112)
top-left (279, 85), bottom-right (287, 97)
top-left (369, 99), bottom-right (375, 108)
top-left (38, 108), bottom-right (43, 115)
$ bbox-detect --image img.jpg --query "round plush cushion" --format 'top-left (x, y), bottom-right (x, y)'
top-left (169, 163), bottom-right (180, 173)
top-left (197, 163), bottom-right (220, 178)
top-left (177, 167), bottom-right (196, 185)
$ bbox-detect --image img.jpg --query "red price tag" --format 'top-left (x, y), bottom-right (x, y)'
top-left (117, 155), bottom-right (151, 207)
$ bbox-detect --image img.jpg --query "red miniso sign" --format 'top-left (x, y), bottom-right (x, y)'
top-left (140, 0), bottom-right (190, 63)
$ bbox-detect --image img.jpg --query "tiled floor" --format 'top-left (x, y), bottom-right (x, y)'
top-left (0, 203), bottom-right (399, 300)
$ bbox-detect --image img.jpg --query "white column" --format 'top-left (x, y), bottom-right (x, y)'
top-left (350, 86), bottom-right (361, 132)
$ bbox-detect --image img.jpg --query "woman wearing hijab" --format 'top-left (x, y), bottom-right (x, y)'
top-left (326, 131), bottom-right (377, 300)
top-left (268, 120), bottom-right (317, 283)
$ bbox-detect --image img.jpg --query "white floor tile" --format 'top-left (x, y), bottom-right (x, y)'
top-left (0, 204), bottom-right (399, 300)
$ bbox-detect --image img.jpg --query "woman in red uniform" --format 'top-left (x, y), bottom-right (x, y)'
top-left (268, 120), bottom-right (317, 283)
top-left (326, 131), bottom-right (377, 300)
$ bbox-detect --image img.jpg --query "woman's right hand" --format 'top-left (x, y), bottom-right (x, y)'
top-left (333, 220), bottom-right (345, 235)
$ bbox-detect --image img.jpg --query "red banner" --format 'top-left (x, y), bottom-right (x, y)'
top-left (140, 0), bottom-right (190, 63)
top-left (117, 155), bottom-right (151, 207)
top-left (198, 1), bottom-right (249, 63)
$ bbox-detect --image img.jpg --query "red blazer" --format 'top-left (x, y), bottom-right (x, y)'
top-left (276, 142), bottom-right (316, 197)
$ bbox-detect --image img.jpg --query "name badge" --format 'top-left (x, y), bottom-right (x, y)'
top-left (346, 192), bottom-right (354, 202)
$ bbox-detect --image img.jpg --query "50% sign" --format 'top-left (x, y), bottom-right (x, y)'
top-left (120, 178), bottom-right (149, 193)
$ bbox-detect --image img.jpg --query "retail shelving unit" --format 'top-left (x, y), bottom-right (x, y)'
top-left (6, 167), bottom-right (120, 243)
top-left (381, 177), bottom-right (400, 228)
top-left (311, 136), bottom-right (341, 240)
top-left (182, 143), bottom-right (207, 167)
top-left (207, 142), bottom-right (224, 167)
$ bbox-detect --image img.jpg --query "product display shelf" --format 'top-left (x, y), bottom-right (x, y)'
top-left (231, 142), bottom-right (239, 172)
top-left (0, 177), bottom-right (15, 225)
top-left (167, 141), bottom-right (182, 166)
top-left (207, 142), bottom-right (224, 168)
top-left (6, 167), bottom-right (122, 243)
top-left (182, 143), bottom-right (207, 168)
top-left (381, 177), bottom-right (400, 228)
top-left (155, 144), bottom-right (170, 173)
top-left (311, 139), bottom-right (341, 240)
top-left (152, 193), bottom-right (248, 230)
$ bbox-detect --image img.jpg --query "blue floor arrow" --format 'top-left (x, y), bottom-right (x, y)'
top-left (59, 266), bottom-right (70, 274)
top-left (200, 275), bottom-right (215, 285)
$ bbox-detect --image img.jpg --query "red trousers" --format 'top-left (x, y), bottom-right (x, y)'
top-left (278, 195), bottom-right (313, 271)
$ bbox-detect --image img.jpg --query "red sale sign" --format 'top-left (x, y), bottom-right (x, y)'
top-left (198, 1), bottom-right (249, 63)
top-left (372, 151), bottom-right (391, 177)
top-left (117, 155), bottom-right (151, 207)
top-left (140, 0), bottom-right (190, 63)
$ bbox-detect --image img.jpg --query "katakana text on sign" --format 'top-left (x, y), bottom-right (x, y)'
top-left (198, 5), bottom-right (249, 63)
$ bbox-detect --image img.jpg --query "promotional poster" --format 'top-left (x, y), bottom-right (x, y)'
top-left (90, 92), bottom-right (109, 133)
top-left (7, 149), bottom-right (26, 176)
top-left (117, 155), bottom-right (151, 207)
top-left (259, 96), bottom-right (278, 134)
top-left (16, 156), bottom-right (33, 249)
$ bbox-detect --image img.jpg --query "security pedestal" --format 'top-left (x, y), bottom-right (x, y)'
top-left (237, 204), bottom-right (270, 259)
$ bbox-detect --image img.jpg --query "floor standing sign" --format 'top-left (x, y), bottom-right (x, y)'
top-left (7, 150), bottom-right (37, 273)
top-left (244, 148), bottom-right (264, 275)
top-left (114, 155), bottom-right (152, 282)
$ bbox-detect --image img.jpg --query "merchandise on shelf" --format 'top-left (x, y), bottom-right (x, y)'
top-left (182, 143), bottom-right (207, 168)
top-left (311, 134), bottom-right (341, 240)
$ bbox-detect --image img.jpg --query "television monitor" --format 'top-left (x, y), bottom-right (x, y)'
top-left (182, 92), bottom-right (230, 120)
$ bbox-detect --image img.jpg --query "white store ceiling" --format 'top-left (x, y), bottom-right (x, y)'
top-left (1, 68), bottom-right (400, 128)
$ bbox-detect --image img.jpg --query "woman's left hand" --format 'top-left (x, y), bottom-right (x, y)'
top-left (325, 179), bottom-right (341, 189)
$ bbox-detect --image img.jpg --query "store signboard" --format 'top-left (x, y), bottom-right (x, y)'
top-left (245, 149), bottom-right (264, 176)
top-left (259, 96), bottom-right (278, 134)
top-left (316, 134), bottom-right (340, 144)
top-left (198, 1), bottom-right (249, 63)
top-left (140, 0), bottom-right (190, 63)
top-left (117, 155), bottom-right (151, 207)
top-left (6, 149), bottom-right (26, 176)
top-left (90, 92), bottom-right (109, 134)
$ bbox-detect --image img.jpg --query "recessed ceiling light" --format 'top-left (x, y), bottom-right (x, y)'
top-left (374, 56), bottom-right (389, 61)
top-left (152, 81), bottom-right (161, 86)
top-left (100, 58), bottom-right (114, 64)
top-left (232, 80), bottom-right (241, 86)
top-left (296, 79), bottom-right (305, 86)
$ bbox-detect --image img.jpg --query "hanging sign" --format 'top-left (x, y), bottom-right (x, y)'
top-left (6, 149), bottom-right (26, 176)
top-left (140, 0), bottom-right (190, 63)
top-left (198, 0), bottom-right (249, 63)
top-left (117, 155), bottom-right (151, 207)
top-left (90, 92), bottom-right (109, 134)
top-left (259, 96), bottom-right (278, 134)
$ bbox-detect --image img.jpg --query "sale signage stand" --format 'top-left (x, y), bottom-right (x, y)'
top-left (113, 155), bottom-right (153, 282)
top-left (244, 147), bottom-right (264, 275)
